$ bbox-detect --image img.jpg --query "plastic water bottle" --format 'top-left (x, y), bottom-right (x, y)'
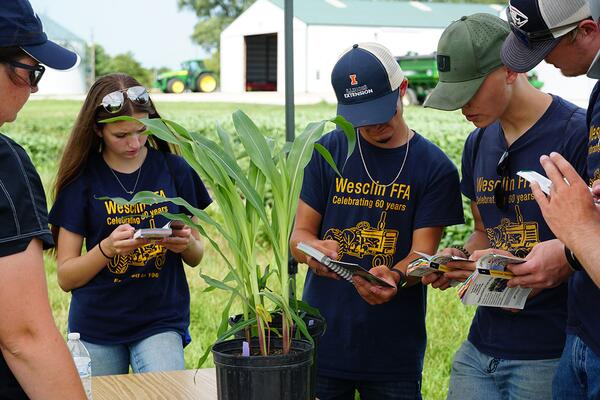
top-left (67, 332), bottom-right (92, 399)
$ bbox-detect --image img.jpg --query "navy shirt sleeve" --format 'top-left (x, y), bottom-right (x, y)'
top-left (300, 131), bottom-right (341, 215)
top-left (460, 128), bottom-right (482, 201)
top-left (49, 173), bottom-right (88, 237)
top-left (414, 158), bottom-right (464, 229)
top-left (0, 134), bottom-right (53, 257)
top-left (561, 107), bottom-right (589, 179)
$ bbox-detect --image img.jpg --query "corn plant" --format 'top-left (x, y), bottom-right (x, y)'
top-left (106, 110), bottom-right (354, 363)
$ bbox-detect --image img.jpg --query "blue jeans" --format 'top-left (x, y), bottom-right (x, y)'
top-left (316, 374), bottom-right (422, 400)
top-left (448, 340), bottom-right (559, 400)
top-left (82, 331), bottom-right (185, 376)
top-left (552, 334), bottom-right (600, 400)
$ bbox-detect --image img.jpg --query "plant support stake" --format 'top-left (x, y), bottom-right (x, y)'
top-left (285, 0), bottom-right (298, 303)
top-left (285, 0), bottom-right (295, 143)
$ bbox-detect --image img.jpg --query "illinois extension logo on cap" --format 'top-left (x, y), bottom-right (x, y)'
top-left (331, 42), bottom-right (404, 128)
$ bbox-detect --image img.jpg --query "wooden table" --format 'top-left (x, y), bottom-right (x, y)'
top-left (92, 368), bottom-right (218, 400)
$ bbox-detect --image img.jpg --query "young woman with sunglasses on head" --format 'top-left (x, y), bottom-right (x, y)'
top-left (0, 1), bottom-right (88, 399)
top-left (49, 73), bottom-right (212, 376)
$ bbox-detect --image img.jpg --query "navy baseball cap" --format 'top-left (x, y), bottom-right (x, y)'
top-left (0, 0), bottom-right (79, 70)
top-left (331, 43), bottom-right (405, 128)
top-left (501, 0), bottom-right (590, 72)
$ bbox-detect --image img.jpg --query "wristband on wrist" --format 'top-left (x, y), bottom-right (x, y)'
top-left (389, 268), bottom-right (407, 289)
top-left (98, 240), bottom-right (113, 260)
top-left (564, 245), bottom-right (583, 272)
top-left (450, 245), bottom-right (470, 258)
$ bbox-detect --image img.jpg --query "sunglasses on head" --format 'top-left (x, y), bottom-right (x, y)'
top-left (99, 86), bottom-right (150, 113)
top-left (6, 60), bottom-right (45, 87)
top-left (494, 150), bottom-right (511, 210)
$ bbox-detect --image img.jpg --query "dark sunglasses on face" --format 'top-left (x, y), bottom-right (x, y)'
top-left (494, 150), bottom-right (510, 211)
top-left (99, 86), bottom-right (150, 113)
top-left (6, 60), bottom-right (45, 87)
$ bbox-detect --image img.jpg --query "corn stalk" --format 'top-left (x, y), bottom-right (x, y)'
top-left (104, 111), bottom-right (354, 364)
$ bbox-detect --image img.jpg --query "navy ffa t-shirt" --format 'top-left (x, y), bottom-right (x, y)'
top-left (49, 148), bottom-right (211, 345)
top-left (301, 130), bottom-right (464, 381)
top-left (568, 81), bottom-right (600, 357)
top-left (461, 96), bottom-right (587, 360)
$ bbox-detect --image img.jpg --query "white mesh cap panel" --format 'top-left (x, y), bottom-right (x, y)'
top-left (539, 0), bottom-right (590, 37)
top-left (338, 42), bottom-right (405, 91)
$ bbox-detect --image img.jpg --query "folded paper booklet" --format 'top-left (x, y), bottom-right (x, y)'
top-left (296, 242), bottom-right (394, 288)
top-left (407, 251), bottom-right (471, 287)
top-left (458, 253), bottom-right (532, 309)
top-left (133, 227), bottom-right (172, 240)
top-left (133, 220), bottom-right (184, 241)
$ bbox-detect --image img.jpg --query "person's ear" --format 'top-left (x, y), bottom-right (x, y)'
top-left (399, 79), bottom-right (408, 97)
top-left (578, 19), bottom-right (599, 37)
top-left (94, 124), bottom-right (103, 138)
top-left (504, 66), bottom-right (519, 84)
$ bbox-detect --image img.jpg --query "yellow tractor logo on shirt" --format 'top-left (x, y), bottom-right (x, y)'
top-left (324, 211), bottom-right (398, 268)
top-left (486, 205), bottom-right (539, 257)
top-left (107, 243), bottom-right (167, 275)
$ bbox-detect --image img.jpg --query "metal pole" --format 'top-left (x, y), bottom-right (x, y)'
top-left (284, 0), bottom-right (295, 143)
top-left (284, 0), bottom-right (297, 299)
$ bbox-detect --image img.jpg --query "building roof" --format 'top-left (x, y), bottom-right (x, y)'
top-left (39, 14), bottom-right (86, 44)
top-left (268, 0), bottom-right (503, 28)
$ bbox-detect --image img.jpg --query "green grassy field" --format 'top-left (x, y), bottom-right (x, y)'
top-left (4, 99), bottom-right (477, 399)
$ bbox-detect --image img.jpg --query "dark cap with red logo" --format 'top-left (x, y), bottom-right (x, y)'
top-left (331, 42), bottom-right (405, 128)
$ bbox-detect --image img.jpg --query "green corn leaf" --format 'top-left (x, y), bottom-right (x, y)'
top-left (196, 293), bottom-right (238, 369)
top-left (163, 119), bottom-right (193, 140)
top-left (216, 123), bottom-right (235, 157)
top-left (296, 300), bottom-right (323, 319)
top-left (200, 274), bottom-right (242, 298)
top-left (314, 143), bottom-right (341, 177)
top-left (232, 110), bottom-right (280, 184)
top-left (330, 115), bottom-right (356, 162)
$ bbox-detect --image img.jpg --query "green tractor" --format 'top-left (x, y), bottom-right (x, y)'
top-left (154, 59), bottom-right (218, 94)
top-left (396, 53), bottom-right (544, 106)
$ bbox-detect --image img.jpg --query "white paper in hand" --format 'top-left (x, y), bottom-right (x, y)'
top-left (517, 170), bottom-right (552, 195)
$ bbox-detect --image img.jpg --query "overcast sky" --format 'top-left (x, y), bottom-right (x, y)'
top-left (29, 0), bottom-right (207, 69)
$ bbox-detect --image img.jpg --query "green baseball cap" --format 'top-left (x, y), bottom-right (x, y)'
top-left (424, 13), bottom-right (510, 111)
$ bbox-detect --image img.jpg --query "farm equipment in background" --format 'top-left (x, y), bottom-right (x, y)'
top-left (396, 53), bottom-right (544, 106)
top-left (154, 59), bottom-right (218, 94)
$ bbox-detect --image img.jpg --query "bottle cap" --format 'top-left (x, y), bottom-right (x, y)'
top-left (67, 332), bottom-right (80, 340)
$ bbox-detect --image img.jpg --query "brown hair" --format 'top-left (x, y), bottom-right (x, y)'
top-left (0, 46), bottom-right (31, 86)
top-left (53, 73), bottom-right (175, 198)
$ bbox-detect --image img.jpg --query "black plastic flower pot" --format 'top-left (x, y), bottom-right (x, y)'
top-left (212, 337), bottom-right (313, 400)
top-left (228, 314), bottom-right (326, 400)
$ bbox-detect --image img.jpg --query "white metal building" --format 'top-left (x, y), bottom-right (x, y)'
top-left (35, 14), bottom-right (89, 95)
top-left (220, 0), bottom-right (595, 104)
